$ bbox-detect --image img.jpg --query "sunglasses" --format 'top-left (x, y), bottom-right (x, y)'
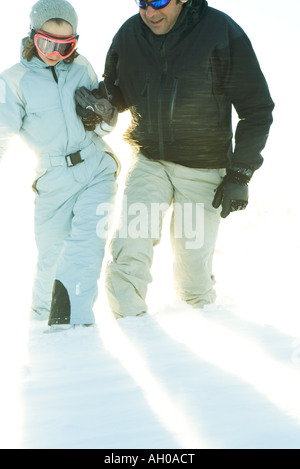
top-left (135, 0), bottom-right (172, 10)
top-left (32, 29), bottom-right (78, 60)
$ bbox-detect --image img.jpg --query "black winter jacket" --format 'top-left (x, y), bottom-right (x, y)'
top-left (101, 0), bottom-right (274, 171)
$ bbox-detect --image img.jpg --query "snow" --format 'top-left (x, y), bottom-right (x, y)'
top-left (0, 0), bottom-right (300, 452)
top-left (0, 132), bottom-right (300, 450)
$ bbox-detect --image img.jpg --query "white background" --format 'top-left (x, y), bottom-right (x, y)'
top-left (0, 0), bottom-right (300, 450)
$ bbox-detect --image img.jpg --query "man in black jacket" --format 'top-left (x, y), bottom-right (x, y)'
top-left (76, 0), bottom-right (274, 318)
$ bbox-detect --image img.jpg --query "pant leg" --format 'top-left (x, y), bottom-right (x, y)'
top-left (32, 170), bottom-right (74, 315)
top-left (169, 166), bottom-right (223, 308)
top-left (49, 154), bottom-right (118, 325)
top-left (105, 155), bottom-right (174, 318)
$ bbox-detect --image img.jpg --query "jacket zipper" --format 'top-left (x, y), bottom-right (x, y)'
top-left (158, 38), bottom-right (167, 159)
top-left (50, 66), bottom-right (69, 154)
top-left (143, 73), bottom-right (152, 134)
top-left (169, 77), bottom-right (179, 144)
top-left (50, 66), bottom-right (58, 83)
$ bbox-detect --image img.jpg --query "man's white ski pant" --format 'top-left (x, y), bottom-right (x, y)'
top-left (106, 154), bottom-right (224, 318)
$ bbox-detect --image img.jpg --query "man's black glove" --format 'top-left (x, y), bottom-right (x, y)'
top-left (212, 167), bottom-right (253, 218)
top-left (75, 86), bottom-right (117, 126)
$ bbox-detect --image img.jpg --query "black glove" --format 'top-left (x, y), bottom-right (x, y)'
top-left (75, 103), bottom-right (102, 131)
top-left (75, 86), bottom-right (116, 125)
top-left (212, 167), bottom-right (253, 218)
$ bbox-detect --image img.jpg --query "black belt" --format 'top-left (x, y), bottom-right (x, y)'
top-left (65, 151), bottom-right (84, 167)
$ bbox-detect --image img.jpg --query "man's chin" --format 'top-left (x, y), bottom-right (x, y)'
top-left (145, 18), bottom-right (168, 34)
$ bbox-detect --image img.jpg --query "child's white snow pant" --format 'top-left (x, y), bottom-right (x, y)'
top-left (106, 154), bottom-right (224, 318)
top-left (32, 150), bottom-right (117, 325)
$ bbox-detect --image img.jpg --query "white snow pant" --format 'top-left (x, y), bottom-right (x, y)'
top-left (106, 154), bottom-right (224, 318)
top-left (32, 151), bottom-right (117, 325)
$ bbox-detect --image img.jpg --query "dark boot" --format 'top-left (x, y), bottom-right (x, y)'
top-left (48, 280), bottom-right (71, 326)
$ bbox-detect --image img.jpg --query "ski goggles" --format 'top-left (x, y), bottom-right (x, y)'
top-left (135, 0), bottom-right (172, 10)
top-left (32, 29), bottom-right (78, 60)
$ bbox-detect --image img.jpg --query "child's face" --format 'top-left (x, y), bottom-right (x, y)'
top-left (37, 20), bottom-right (73, 66)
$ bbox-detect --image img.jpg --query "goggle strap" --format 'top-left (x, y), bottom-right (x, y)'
top-left (30, 29), bottom-right (79, 42)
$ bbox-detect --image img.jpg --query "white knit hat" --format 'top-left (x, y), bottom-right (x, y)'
top-left (30, 0), bottom-right (78, 34)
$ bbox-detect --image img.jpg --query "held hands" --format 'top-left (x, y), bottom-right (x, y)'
top-left (75, 86), bottom-right (117, 129)
top-left (212, 168), bottom-right (252, 218)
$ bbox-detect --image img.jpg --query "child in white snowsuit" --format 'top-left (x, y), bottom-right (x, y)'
top-left (0, 0), bottom-right (119, 328)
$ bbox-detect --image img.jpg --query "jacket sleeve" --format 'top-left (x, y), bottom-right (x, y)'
top-left (101, 41), bottom-right (128, 113)
top-left (216, 22), bottom-right (274, 173)
top-left (79, 55), bottom-right (99, 90)
top-left (0, 75), bottom-right (25, 163)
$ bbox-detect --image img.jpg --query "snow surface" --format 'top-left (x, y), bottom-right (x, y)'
top-left (0, 129), bottom-right (300, 450)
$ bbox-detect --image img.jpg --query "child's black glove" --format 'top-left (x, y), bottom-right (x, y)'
top-left (75, 103), bottom-right (102, 131)
top-left (75, 87), bottom-right (117, 126)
